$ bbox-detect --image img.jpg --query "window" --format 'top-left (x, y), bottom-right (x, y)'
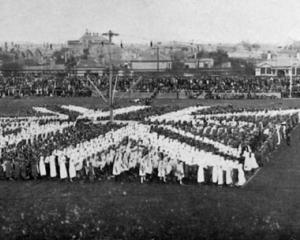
top-left (261, 68), bottom-right (265, 74)
top-left (293, 68), bottom-right (296, 75)
top-left (267, 68), bottom-right (271, 74)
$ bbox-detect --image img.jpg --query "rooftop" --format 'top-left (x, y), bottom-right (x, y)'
top-left (257, 57), bottom-right (300, 67)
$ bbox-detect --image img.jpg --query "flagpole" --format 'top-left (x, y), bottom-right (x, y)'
top-left (102, 30), bottom-right (119, 122)
top-left (290, 58), bottom-right (293, 98)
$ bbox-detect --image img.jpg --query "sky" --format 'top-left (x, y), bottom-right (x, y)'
top-left (1, 0), bottom-right (300, 44)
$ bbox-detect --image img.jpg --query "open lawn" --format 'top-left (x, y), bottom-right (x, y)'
top-left (2, 96), bottom-right (300, 116)
top-left (1, 97), bottom-right (300, 239)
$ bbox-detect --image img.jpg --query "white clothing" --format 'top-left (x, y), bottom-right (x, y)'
top-left (69, 160), bottom-right (76, 179)
top-left (49, 156), bottom-right (57, 178)
top-left (59, 156), bottom-right (68, 179)
top-left (39, 156), bottom-right (46, 176)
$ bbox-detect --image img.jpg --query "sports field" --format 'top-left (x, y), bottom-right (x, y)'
top-left (1, 97), bottom-right (300, 239)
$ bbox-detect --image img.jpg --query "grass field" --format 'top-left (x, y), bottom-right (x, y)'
top-left (2, 96), bottom-right (300, 115)
top-left (1, 97), bottom-right (300, 239)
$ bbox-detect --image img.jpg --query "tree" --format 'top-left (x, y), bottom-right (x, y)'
top-left (52, 48), bottom-right (68, 64)
top-left (0, 53), bottom-right (13, 62)
top-left (171, 60), bottom-right (185, 72)
top-left (252, 43), bottom-right (260, 50)
top-left (196, 50), bottom-right (207, 59)
top-left (82, 48), bottom-right (89, 60)
top-left (196, 49), bottom-right (229, 66)
top-left (65, 56), bottom-right (77, 73)
top-left (171, 50), bottom-right (185, 72)
top-left (230, 58), bottom-right (255, 75)
top-left (208, 49), bottom-right (229, 66)
top-left (0, 62), bottom-right (23, 76)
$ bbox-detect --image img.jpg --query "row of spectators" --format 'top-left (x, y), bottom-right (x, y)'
top-left (0, 73), bottom-right (298, 98)
top-left (0, 73), bottom-right (91, 97)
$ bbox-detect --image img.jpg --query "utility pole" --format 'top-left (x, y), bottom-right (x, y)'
top-left (196, 44), bottom-right (200, 69)
top-left (151, 42), bottom-right (161, 73)
top-left (289, 56), bottom-right (293, 98)
top-left (102, 30), bottom-right (119, 122)
top-left (157, 46), bottom-right (159, 72)
top-left (290, 66), bottom-right (293, 98)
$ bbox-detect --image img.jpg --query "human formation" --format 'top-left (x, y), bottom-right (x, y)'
top-left (0, 104), bottom-right (298, 187)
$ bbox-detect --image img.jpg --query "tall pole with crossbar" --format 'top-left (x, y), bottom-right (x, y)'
top-left (102, 30), bottom-right (119, 122)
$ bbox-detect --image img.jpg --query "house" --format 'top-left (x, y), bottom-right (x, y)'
top-left (255, 53), bottom-right (300, 77)
top-left (130, 50), bottom-right (172, 72)
top-left (184, 60), bottom-right (198, 69)
top-left (184, 58), bottom-right (224, 69)
top-left (67, 30), bottom-right (110, 58)
top-left (130, 60), bottom-right (172, 72)
top-left (198, 58), bottom-right (214, 68)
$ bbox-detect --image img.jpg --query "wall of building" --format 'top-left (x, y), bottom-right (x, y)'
top-left (131, 61), bottom-right (172, 71)
top-left (255, 67), bottom-right (296, 76)
top-left (199, 59), bottom-right (214, 68)
top-left (184, 62), bottom-right (197, 69)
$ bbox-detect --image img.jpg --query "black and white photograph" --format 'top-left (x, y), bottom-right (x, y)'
top-left (0, 0), bottom-right (300, 239)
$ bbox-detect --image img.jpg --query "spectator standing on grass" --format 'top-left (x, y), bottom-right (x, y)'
top-left (281, 122), bottom-right (286, 139)
top-left (5, 159), bottom-right (13, 180)
top-left (87, 161), bottom-right (95, 182)
top-left (286, 126), bottom-right (292, 146)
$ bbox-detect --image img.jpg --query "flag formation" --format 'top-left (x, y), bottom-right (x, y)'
top-left (0, 104), bottom-right (298, 187)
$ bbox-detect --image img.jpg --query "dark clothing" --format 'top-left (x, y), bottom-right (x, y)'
top-left (31, 162), bottom-right (38, 179)
top-left (88, 165), bottom-right (95, 182)
top-left (5, 161), bottom-right (12, 179)
top-left (0, 165), bottom-right (5, 180)
top-left (286, 128), bottom-right (292, 146)
top-left (13, 162), bottom-right (21, 180)
top-left (20, 162), bottom-right (29, 180)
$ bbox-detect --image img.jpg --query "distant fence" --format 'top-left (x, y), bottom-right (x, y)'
top-left (93, 91), bottom-right (281, 99)
top-left (210, 92), bottom-right (281, 99)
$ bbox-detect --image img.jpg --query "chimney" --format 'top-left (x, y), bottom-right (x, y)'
top-left (267, 51), bottom-right (272, 60)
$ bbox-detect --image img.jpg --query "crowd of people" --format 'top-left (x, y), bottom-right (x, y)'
top-left (146, 105), bottom-right (298, 166)
top-left (0, 121), bottom-right (249, 186)
top-left (0, 72), bottom-right (298, 99)
top-left (0, 73), bottom-right (91, 97)
top-left (0, 118), bottom-right (124, 181)
top-left (0, 104), bottom-right (298, 187)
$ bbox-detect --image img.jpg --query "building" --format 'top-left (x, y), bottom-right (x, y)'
top-left (130, 60), bottom-right (172, 72)
top-left (22, 64), bottom-right (65, 74)
top-left (67, 30), bottom-right (123, 67)
top-left (255, 52), bottom-right (300, 77)
top-left (198, 58), bottom-right (214, 68)
top-left (184, 60), bottom-right (198, 69)
top-left (67, 30), bottom-right (110, 58)
top-left (129, 50), bottom-right (172, 72)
